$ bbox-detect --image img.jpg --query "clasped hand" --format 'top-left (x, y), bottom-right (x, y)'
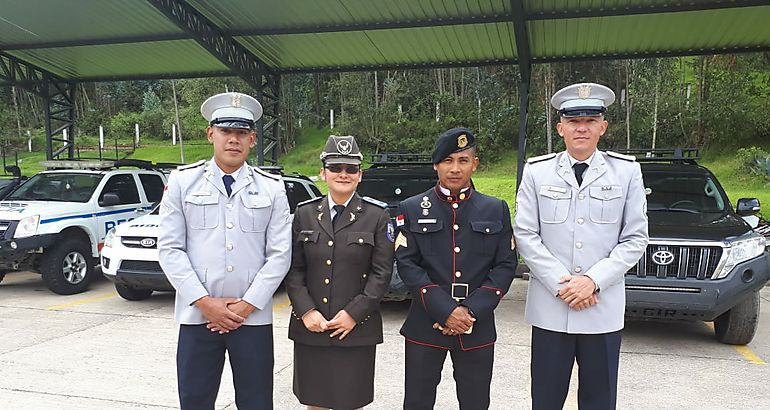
top-left (302, 309), bottom-right (357, 340)
top-left (433, 306), bottom-right (475, 336)
top-left (196, 296), bottom-right (255, 334)
top-left (558, 275), bottom-right (598, 310)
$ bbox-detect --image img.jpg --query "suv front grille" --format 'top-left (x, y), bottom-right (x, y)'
top-left (119, 260), bottom-right (163, 273)
top-left (627, 244), bottom-right (723, 280)
top-left (0, 220), bottom-right (11, 234)
top-left (121, 236), bottom-right (158, 249)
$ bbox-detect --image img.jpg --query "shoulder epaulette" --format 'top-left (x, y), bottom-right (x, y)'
top-left (362, 196), bottom-right (388, 208)
top-left (177, 160), bottom-right (206, 171)
top-left (606, 151), bottom-right (636, 162)
top-left (297, 196), bottom-right (323, 208)
top-left (527, 153), bottom-right (557, 164)
top-left (251, 166), bottom-right (282, 181)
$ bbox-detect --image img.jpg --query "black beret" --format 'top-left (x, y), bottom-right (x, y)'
top-left (431, 127), bottom-right (476, 163)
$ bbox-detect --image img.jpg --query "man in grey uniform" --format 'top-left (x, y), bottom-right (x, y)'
top-left (514, 83), bottom-right (648, 410)
top-left (158, 92), bottom-right (292, 410)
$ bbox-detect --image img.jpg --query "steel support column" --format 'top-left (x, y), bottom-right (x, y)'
top-left (0, 51), bottom-right (76, 160)
top-left (255, 73), bottom-right (281, 166)
top-left (510, 1), bottom-right (532, 189)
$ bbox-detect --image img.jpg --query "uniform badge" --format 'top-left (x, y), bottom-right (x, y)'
top-left (317, 213), bottom-right (323, 222)
top-left (578, 84), bottom-right (592, 99)
top-left (350, 213), bottom-right (356, 222)
top-left (396, 214), bottom-right (405, 227)
top-left (231, 93), bottom-right (242, 107)
top-left (420, 196), bottom-right (432, 209)
top-left (395, 232), bottom-right (408, 250)
top-left (645, 187), bottom-right (652, 195)
top-left (386, 221), bottom-right (395, 243)
top-left (336, 139), bottom-right (353, 154)
top-left (457, 134), bottom-right (468, 148)
top-left (459, 192), bottom-right (466, 200)
top-left (422, 209), bottom-right (430, 216)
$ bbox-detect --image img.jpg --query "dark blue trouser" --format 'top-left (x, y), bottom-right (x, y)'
top-left (531, 326), bottom-right (622, 410)
top-left (403, 340), bottom-right (494, 410)
top-left (177, 324), bottom-right (273, 410)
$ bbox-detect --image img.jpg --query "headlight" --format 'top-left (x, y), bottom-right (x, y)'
top-left (14, 215), bottom-right (40, 238)
top-left (103, 228), bottom-right (116, 248)
top-left (713, 233), bottom-right (767, 279)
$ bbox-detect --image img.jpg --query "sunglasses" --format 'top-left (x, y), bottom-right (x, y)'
top-left (325, 164), bottom-right (360, 174)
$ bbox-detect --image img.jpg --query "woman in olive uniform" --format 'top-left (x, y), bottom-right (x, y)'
top-left (286, 135), bottom-right (394, 410)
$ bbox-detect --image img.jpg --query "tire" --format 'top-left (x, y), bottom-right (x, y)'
top-left (714, 290), bottom-right (760, 345)
top-left (40, 238), bottom-right (95, 295)
top-left (0, 272), bottom-right (5, 284)
top-left (115, 283), bottom-right (153, 301)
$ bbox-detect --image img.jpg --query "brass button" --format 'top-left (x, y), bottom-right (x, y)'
top-left (362, 273), bottom-right (367, 278)
top-left (422, 288), bottom-right (427, 294)
top-left (575, 266), bottom-right (582, 273)
top-left (575, 242), bottom-right (583, 249)
top-left (485, 228), bottom-right (490, 233)
top-left (326, 259), bottom-right (332, 266)
top-left (455, 271), bottom-right (461, 278)
top-left (453, 224), bottom-right (459, 231)
top-left (324, 278), bottom-right (330, 285)
top-left (226, 222), bottom-right (234, 229)
top-left (358, 238), bottom-right (364, 244)
top-left (577, 218), bottom-right (584, 225)
top-left (304, 237), bottom-right (309, 242)
top-left (605, 194), bottom-right (610, 199)
top-left (328, 240), bottom-right (334, 246)
top-left (452, 203), bottom-right (459, 209)
top-left (578, 193), bottom-right (585, 200)
top-left (322, 297), bottom-right (328, 304)
top-left (226, 266), bottom-right (233, 272)
top-left (422, 227), bottom-right (427, 232)
top-left (227, 244), bottom-right (233, 251)
top-left (454, 246), bottom-right (460, 253)
top-left (496, 290), bottom-right (501, 296)
top-left (226, 203), bottom-right (233, 209)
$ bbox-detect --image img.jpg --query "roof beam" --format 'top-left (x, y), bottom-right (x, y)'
top-left (147, 0), bottom-right (273, 89)
top-left (1, 33), bottom-right (192, 50)
top-left (533, 44), bottom-right (770, 63)
top-left (274, 58), bottom-right (518, 74)
top-left (527, 1), bottom-right (768, 20)
top-left (0, 51), bottom-right (61, 96)
top-left (510, 0), bottom-right (531, 82)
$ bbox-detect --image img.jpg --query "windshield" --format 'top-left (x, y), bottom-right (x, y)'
top-left (644, 172), bottom-right (726, 214)
top-left (7, 173), bottom-right (103, 202)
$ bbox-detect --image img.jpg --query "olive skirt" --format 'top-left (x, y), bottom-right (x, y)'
top-left (293, 343), bottom-right (376, 409)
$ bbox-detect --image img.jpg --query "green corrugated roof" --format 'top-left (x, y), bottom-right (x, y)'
top-left (1, 0), bottom-right (769, 81)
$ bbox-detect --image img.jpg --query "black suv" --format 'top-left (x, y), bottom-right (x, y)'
top-left (623, 149), bottom-right (769, 345)
top-left (357, 153), bottom-right (438, 300)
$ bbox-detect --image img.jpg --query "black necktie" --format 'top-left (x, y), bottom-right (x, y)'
top-left (573, 163), bottom-right (589, 186)
top-left (222, 174), bottom-right (234, 197)
top-left (332, 205), bottom-right (345, 227)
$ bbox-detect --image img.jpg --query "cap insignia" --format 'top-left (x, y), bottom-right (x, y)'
top-left (457, 134), bottom-right (468, 148)
top-left (231, 93), bottom-right (241, 107)
top-left (578, 84), bottom-right (591, 99)
top-left (336, 139), bottom-right (352, 154)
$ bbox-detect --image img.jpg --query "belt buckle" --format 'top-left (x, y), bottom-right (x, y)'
top-left (451, 283), bottom-right (469, 301)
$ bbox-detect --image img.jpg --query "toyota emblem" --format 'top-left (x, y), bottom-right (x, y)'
top-left (140, 238), bottom-right (157, 248)
top-left (651, 250), bottom-right (675, 266)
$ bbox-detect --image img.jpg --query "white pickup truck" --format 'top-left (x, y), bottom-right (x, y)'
top-left (0, 160), bottom-right (167, 295)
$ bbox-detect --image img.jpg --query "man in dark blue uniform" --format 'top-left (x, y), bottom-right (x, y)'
top-left (396, 127), bottom-right (518, 410)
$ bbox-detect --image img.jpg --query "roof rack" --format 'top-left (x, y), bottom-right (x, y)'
top-left (41, 158), bottom-right (170, 171)
top-left (611, 148), bottom-right (700, 164)
top-left (258, 165), bottom-right (284, 175)
top-left (369, 153), bottom-right (433, 167)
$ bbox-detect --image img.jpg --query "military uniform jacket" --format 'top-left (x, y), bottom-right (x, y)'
top-left (396, 187), bottom-right (517, 350)
top-left (286, 193), bottom-right (394, 347)
top-left (514, 150), bottom-right (649, 334)
top-left (158, 159), bottom-right (292, 325)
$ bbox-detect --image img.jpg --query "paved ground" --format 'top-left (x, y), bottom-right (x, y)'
top-left (1, 271), bottom-right (769, 410)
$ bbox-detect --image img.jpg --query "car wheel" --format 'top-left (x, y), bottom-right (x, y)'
top-left (40, 238), bottom-right (95, 295)
top-left (714, 290), bottom-right (760, 345)
top-left (115, 283), bottom-right (153, 301)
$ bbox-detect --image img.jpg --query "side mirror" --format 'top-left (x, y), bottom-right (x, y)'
top-left (4, 165), bottom-right (20, 178)
top-left (736, 198), bottom-right (761, 216)
top-left (99, 192), bottom-right (121, 207)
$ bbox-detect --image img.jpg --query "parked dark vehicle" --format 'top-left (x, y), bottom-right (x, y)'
top-left (0, 166), bottom-right (25, 200)
top-left (357, 153), bottom-right (438, 300)
top-left (622, 149), bottom-right (769, 345)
